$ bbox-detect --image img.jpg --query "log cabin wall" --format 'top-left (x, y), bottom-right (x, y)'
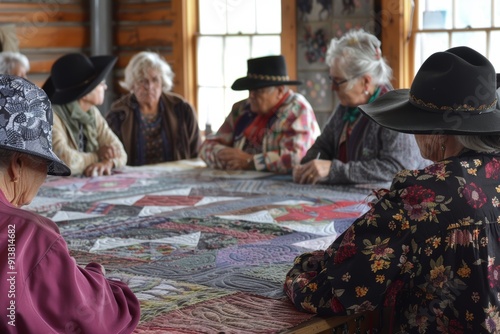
top-left (0, 0), bottom-right (195, 111)
top-left (114, 0), bottom-right (196, 104)
top-left (0, 0), bottom-right (90, 88)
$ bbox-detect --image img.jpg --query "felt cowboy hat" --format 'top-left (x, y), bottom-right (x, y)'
top-left (42, 53), bottom-right (117, 105)
top-left (231, 55), bottom-right (302, 91)
top-left (359, 46), bottom-right (500, 135)
top-left (0, 75), bottom-right (70, 176)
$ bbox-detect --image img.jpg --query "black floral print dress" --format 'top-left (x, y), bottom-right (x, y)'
top-left (285, 151), bottom-right (500, 333)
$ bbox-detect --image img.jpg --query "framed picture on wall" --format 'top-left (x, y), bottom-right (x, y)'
top-left (332, 0), bottom-right (374, 18)
top-left (297, 22), bottom-right (331, 71)
top-left (297, 70), bottom-right (333, 112)
top-left (297, 0), bottom-right (333, 22)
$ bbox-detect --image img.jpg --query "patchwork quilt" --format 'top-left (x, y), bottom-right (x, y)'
top-left (26, 160), bottom-right (381, 333)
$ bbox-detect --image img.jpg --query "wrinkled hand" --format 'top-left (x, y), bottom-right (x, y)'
top-left (97, 145), bottom-right (118, 161)
top-left (217, 147), bottom-right (253, 170)
top-left (84, 160), bottom-right (114, 177)
top-left (293, 159), bottom-right (332, 184)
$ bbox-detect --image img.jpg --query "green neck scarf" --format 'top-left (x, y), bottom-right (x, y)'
top-left (342, 87), bottom-right (381, 123)
top-left (53, 101), bottom-right (99, 152)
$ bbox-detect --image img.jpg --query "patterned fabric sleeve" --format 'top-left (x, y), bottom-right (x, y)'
top-left (200, 95), bottom-right (319, 173)
top-left (284, 169), bottom-right (416, 315)
top-left (199, 101), bottom-right (245, 169)
top-left (254, 94), bottom-right (320, 173)
top-left (286, 155), bottom-right (500, 332)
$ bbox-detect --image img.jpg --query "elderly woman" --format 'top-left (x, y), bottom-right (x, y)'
top-left (285, 46), bottom-right (500, 333)
top-left (0, 76), bottom-right (140, 333)
top-left (199, 55), bottom-right (320, 173)
top-left (106, 51), bottom-right (200, 166)
top-left (42, 53), bottom-right (127, 177)
top-left (0, 51), bottom-right (30, 78)
top-left (293, 29), bottom-right (428, 185)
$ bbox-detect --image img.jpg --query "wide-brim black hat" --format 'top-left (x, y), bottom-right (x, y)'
top-left (231, 55), bottom-right (302, 91)
top-left (42, 53), bottom-right (117, 105)
top-left (359, 46), bottom-right (500, 135)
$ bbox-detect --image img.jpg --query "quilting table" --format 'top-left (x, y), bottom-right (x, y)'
top-left (26, 159), bottom-right (384, 333)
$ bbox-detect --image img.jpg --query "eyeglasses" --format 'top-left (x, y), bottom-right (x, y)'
top-left (329, 76), bottom-right (350, 87)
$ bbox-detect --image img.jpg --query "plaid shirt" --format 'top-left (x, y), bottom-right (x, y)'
top-left (200, 91), bottom-right (320, 174)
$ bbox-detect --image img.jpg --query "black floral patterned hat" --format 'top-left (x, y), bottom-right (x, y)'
top-left (231, 55), bottom-right (302, 91)
top-left (0, 75), bottom-right (70, 176)
top-left (359, 46), bottom-right (500, 135)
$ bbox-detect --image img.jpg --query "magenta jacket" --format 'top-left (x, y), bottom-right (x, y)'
top-left (0, 190), bottom-right (140, 333)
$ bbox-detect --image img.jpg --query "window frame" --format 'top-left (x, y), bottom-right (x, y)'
top-left (192, 0), bottom-right (296, 133)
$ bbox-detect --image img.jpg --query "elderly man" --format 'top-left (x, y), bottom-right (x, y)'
top-left (199, 55), bottom-right (320, 174)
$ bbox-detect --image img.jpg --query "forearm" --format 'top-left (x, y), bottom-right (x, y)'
top-left (199, 141), bottom-right (227, 168)
top-left (327, 158), bottom-right (403, 184)
top-left (27, 238), bottom-right (140, 333)
top-left (284, 251), bottom-right (344, 316)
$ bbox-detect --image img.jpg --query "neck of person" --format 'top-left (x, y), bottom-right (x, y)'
top-left (140, 101), bottom-right (159, 117)
top-left (263, 87), bottom-right (290, 114)
top-left (78, 99), bottom-right (93, 112)
top-left (0, 174), bottom-right (17, 206)
top-left (443, 135), bottom-right (466, 160)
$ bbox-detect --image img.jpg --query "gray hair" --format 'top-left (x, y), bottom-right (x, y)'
top-left (120, 51), bottom-right (174, 94)
top-left (325, 29), bottom-right (392, 89)
top-left (456, 135), bottom-right (500, 153)
top-left (0, 52), bottom-right (30, 75)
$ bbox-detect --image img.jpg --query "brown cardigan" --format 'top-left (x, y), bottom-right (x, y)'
top-left (106, 92), bottom-right (201, 166)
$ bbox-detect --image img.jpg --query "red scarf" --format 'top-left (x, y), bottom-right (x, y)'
top-left (243, 91), bottom-right (290, 147)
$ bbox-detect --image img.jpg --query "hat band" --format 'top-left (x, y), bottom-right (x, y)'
top-left (247, 73), bottom-right (290, 81)
top-left (409, 93), bottom-right (497, 114)
top-left (54, 73), bottom-right (98, 92)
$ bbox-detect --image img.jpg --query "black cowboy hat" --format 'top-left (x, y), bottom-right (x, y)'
top-left (359, 46), bottom-right (500, 135)
top-left (42, 53), bottom-right (117, 105)
top-left (231, 55), bottom-right (302, 91)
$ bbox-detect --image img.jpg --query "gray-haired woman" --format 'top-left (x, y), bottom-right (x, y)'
top-left (293, 29), bottom-right (429, 185)
top-left (107, 51), bottom-right (201, 166)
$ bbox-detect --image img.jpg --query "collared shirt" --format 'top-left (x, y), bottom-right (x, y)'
top-left (199, 91), bottom-right (320, 173)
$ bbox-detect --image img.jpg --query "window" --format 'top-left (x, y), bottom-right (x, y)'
top-left (197, 0), bottom-right (281, 133)
top-left (414, 0), bottom-right (500, 73)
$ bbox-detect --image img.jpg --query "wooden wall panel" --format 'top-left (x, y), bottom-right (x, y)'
top-left (0, 3), bottom-right (88, 23)
top-left (115, 25), bottom-right (174, 48)
top-left (17, 26), bottom-right (88, 49)
top-left (380, 0), bottom-right (412, 89)
top-left (0, 0), bottom-right (89, 87)
top-left (113, 0), bottom-right (183, 97)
